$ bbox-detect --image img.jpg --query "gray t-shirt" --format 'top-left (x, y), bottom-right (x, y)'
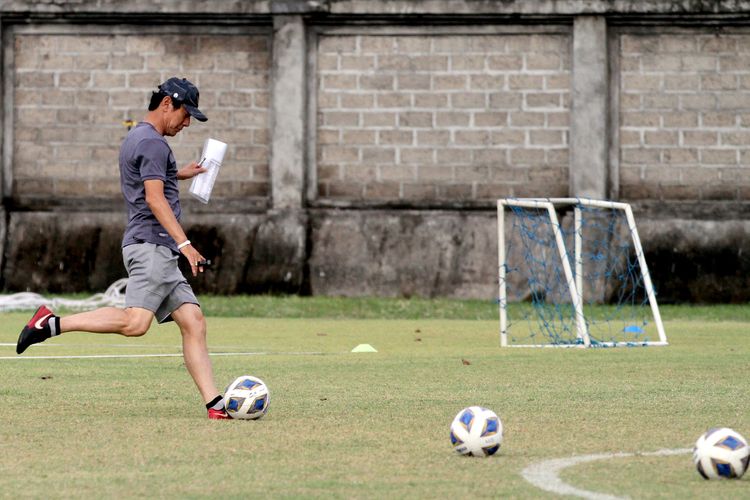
top-left (119, 122), bottom-right (182, 253)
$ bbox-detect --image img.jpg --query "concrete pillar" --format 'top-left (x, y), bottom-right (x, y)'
top-left (570, 16), bottom-right (608, 200)
top-left (269, 15), bottom-right (307, 209)
top-left (265, 15), bottom-right (309, 292)
top-left (0, 18), bottom-right (6, 283)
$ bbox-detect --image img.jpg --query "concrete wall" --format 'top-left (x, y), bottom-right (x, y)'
top-left (2, 1), bottom-right (750, 302)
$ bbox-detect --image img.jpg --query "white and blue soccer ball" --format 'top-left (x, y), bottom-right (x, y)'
top-left (450, 406), bottom-right (503, 457)
top-left (693, 427), bottom-right (750, 479)
top-left (223, 375), bottom-right (270, 420)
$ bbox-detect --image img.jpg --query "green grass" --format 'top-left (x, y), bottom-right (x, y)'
top-left (202, 294), bottom-right (750, 323)
top-left (35, 292), bottom-right (750, 321)
top-left (0, 297), bottom-right (749, 498)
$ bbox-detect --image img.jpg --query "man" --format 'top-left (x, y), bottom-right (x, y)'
top-left (16, 77), bottom-right (230, 420)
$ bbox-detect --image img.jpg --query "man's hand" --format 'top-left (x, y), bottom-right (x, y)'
top-left (179, 244), bottom-right (207, 277)
top-left (177, 161), bottom-right (207, 180)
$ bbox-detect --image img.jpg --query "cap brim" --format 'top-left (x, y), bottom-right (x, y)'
top-left (185, 105), bottom-right (207, 122)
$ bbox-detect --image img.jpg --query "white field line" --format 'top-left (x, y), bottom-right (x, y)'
top-left (0, 342), bottom-right (275, 349)
top-left (521, 448), bottom-right (692, 500)
top-left (0, 342), bottom-right (179, 348)
top-left (0, 351), bottom-right (324, 360)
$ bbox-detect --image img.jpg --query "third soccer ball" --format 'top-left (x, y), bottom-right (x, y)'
top-left (450, 406), bottom-right (503, 457)
top-left (223, 375), bottom-right (270, 420)
top-left (693, 427), bottom-right (750, 479)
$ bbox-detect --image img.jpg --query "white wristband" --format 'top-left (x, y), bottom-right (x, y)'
top-left (177, 240), bottom-right (191, 250)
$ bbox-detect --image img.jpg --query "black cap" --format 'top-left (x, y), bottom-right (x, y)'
top-left (157, 77), bottom-right (207, 122)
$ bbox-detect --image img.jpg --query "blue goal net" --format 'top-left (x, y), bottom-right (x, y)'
top-left (497, 198), bottom-right (667, 348)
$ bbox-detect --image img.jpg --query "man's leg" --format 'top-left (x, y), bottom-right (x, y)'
top-left (61, 307), bottom-right (154, 336)
top-left (17, 306), bottom-right (154, 354)
top-left (170, 303), bottom-right (221, 404)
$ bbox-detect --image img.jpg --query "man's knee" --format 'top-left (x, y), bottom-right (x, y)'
top-left (174, 305), bottom-right (206, 337)
top-left (181, 316), bottom-right (206, 338)
top-left (123, 308), bottom-right (153, 337)
top-left (122, 321), bottom-right (149, 337)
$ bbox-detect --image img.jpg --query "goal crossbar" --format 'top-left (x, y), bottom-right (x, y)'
top-left (497, 198), bottom-right (667, 348)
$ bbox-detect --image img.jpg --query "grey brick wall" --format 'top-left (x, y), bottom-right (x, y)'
top-left (4, 0), bottom-right (750, 301)
top-left (13, 31), bottom-right (272, 203)
top-left (315, 33), bottom-right (571, 203)
top-left (619, 31), bottom-right (750, 202)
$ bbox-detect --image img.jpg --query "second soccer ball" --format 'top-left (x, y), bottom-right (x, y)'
top-left (693, 427), bottom-right (750, 479)
top-left (450, 406), bottom-right (503, 457)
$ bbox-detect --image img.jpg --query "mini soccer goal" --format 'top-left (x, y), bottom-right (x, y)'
top-left (497, 198), bottom-right (667, 348)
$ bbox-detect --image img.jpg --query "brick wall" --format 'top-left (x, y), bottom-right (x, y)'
top-left (6, 0), bottom-right (750, 300)
top-left (13, 32), bottom-right (272, 203)
top-left (619, 31), bottom-right (750, 201)
top-left (315, 33), bottom-right (571, 203)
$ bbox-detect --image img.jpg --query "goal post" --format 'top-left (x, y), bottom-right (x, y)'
top-left (497, 198), bottom-right (667, 348)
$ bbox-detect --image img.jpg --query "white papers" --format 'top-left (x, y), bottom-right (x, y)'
top-left (189, 138), bottom-right (227, 204)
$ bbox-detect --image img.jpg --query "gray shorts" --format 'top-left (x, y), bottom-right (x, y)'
top-left (122, 242), bottom-right (200, 323)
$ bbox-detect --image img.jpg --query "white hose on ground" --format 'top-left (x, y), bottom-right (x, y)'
top-left (0, 278), bottom-right (128, 312)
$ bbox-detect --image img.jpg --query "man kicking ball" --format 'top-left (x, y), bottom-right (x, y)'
top-left (17, 77), bottom-right (230, 420)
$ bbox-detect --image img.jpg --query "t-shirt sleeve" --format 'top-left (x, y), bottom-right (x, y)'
top-left (135, 138), bottom-right (170, 182)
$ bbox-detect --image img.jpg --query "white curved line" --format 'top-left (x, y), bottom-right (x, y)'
top-left (521, 448), bottom-right (692, 500)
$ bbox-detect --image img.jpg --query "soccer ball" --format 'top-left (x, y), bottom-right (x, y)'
top-left (693, 427), bottom-right (750, 479)
top-left (450, 406), bottom-right (503, 457)
top-left (223, 375), bottom-right (270, 420)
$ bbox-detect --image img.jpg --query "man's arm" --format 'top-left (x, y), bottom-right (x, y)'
top-left (144, 179), bottom-right (205, 276)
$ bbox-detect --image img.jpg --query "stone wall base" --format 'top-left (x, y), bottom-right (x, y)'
top-left (4, 209), bottom-right (749, 303)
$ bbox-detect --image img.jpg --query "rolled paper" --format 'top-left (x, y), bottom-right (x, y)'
top-left (189, 138), bottom-right (228, 204)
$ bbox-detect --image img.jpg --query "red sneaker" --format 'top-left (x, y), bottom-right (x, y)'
top-left (208, 408), bottom-right (231, 420)
top-left (17, 305), bottom-right (55, 354)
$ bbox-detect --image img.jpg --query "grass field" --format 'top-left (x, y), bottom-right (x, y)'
top-left (0, 296), bottom-right (748, 498)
